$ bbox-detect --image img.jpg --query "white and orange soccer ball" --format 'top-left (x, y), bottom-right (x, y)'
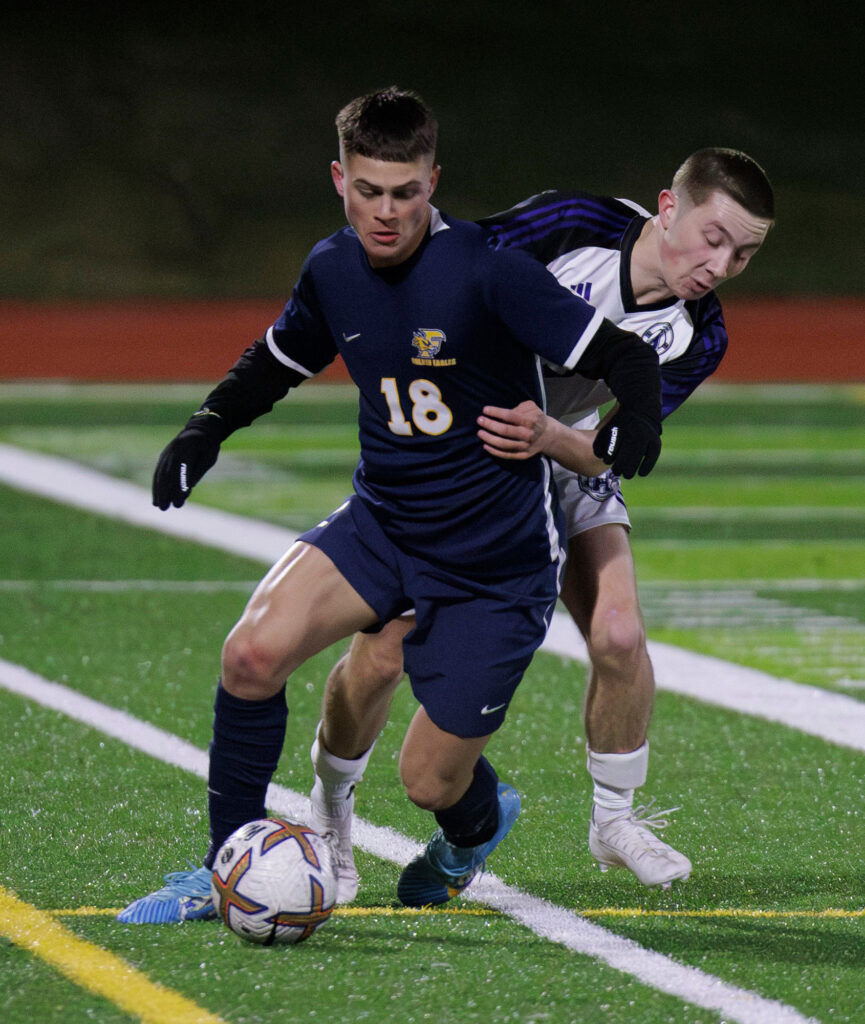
top-left (211, 817), bottom-right (338, 945)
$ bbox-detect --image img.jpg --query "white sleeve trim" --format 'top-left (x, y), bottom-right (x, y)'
top-left (559, 308), bottom-right (606, 371)
top-left (265, 325), bottom-right (315, 378)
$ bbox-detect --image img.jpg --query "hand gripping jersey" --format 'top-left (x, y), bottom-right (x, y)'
top-left (480, 191), bottom-right (729, 427)
top-left (265, 209), bottom-right (607, 577)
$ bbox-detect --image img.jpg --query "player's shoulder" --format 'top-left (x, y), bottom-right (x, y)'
top-left (432, 210), bottom-right (517, 270)
top-left (686, 287), bottom-right (725, 326)
top-left (434, 210), bottom-right (487, 245)
top-left (306, 226), bottom-right (357, 263)
top-left (481, 189), bottom-right (644, 229)
top-left (480, 190), bottom-right (647, 263)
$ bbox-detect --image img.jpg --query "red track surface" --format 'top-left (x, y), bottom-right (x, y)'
top-left (3, 297), bottom-right (863, 382)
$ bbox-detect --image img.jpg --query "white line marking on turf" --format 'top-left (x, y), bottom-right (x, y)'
top-left (545, 617), bottom-right (865, 754)
top-left (3, 442), bottom-right (865, 754)
top-left (0, 443), bottom-right (291, 564)
top-left (0, 659), bottom-right (818, 1024)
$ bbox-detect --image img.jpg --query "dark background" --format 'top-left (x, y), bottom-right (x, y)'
top-left (1, 1), bottom-right (861, 301)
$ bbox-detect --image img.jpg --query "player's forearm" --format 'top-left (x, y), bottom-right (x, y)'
top-left (477, 402), bottom-right (607, 474)
top-left (542, 421), bottom-right (607, 475)
top-left (194, 337), bottom-right (306, 438)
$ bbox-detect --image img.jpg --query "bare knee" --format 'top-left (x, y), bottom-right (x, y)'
top-left (400, 752), bottom-right (472, 811)
top-left (222, 630), bottom-right (287, 699)
top-left (585, 606), bottom-right (646, 675)
top-left (401, 771), bottom-right (462, 812)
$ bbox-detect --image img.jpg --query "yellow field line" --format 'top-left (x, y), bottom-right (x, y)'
top-left (582, 906), bottom-right (865, 920)
top-left (57, 904), bottom-right (865, 921)
top-left (0, 886), bottom-right (226, 1024)
top-left (60, 905), bottom-right (500, 919)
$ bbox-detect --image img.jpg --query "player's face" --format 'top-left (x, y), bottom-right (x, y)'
top-left (331, 152), bottom-right (441, 268)
top-left (656, 189), bottom-right (772, 300)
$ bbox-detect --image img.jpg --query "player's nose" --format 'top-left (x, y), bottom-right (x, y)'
top-left (375, 193), bottom-right (397, 219)
top-left (706, 248), bottom-right (732, 280)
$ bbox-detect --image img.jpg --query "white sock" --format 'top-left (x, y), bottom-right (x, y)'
top-left (311, 723), bottom-right (376, 807)
top-left (587, 742), bottom-right (649, 823)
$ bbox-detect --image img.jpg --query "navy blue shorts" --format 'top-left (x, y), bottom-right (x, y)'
top-left (300, 495), bottom-right (563, 738)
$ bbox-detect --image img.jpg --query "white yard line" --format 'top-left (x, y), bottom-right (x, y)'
top-left (0, 658), bottom-right (819, 1024)
top-left (3, 441), bottom-right (865, 754)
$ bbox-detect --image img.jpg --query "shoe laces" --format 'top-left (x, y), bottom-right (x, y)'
top-left (156, 863), bottom-right (212, 898)
top-left (321, 828), bottom-right (354, 867)
top-left (601, 799), bottom-right (681, 858)
top-left (630, 798), bottom-right (681, 833)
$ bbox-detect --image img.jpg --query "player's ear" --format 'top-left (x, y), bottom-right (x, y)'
top-left (657, 188), bottom-right (677, 228)
top-left (331, 160), bottom-right (345, 197)
top-left (428, 163), bottom-right (441, 197)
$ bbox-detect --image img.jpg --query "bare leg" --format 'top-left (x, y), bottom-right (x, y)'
top-left (399, 706), bottom-right (491, 811)
top-left (559, 524), bottom-right (653, 754)
top-left (310, 617), bottom-right (412, 903)
top-left (222, 541), bottom-right (378, 699)
top-left (560, 524), bottom-right (690, 887)
top-left (320, 617), bottom-right (412, 759)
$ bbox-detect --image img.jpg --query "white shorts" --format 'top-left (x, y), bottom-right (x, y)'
top-left (553, 465), bottom-right (631, 540)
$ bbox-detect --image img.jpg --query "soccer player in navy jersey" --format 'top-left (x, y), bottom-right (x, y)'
top-left (307, 148), bottom-right (774, 901)
top-left (117, 86), bottom-right (664, 924)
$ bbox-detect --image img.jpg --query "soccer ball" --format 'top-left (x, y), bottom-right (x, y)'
top-left (211, 816), bottom-right (338, 945)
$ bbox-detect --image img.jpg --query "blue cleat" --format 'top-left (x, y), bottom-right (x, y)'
top-left (117, 864), bottom-right (216, 924)
top-left (397, 783), bottom-right (521, 907)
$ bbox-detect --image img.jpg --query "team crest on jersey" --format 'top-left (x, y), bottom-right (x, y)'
top-left (642, 322), bottom-right (674, 355)
top-left (411, 329), bottom-right (456, 367)
top-left (577, 471), bottom-right (621, 502)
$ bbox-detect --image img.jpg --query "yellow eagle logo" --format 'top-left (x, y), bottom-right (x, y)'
top-left (411, 329), bottom-right (446, 359)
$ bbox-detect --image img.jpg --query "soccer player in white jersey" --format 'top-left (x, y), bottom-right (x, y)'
top-left (308, 148), bottom-right (775, 901)
top-left (117, 87), bottom-right (665, 924)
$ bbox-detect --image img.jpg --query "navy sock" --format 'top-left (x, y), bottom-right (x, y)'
top-left (434, 756), bottom-right (499, 848)
top-left (204, 681), bottom-right (288, 868)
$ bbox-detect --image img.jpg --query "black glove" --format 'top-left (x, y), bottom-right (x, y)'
top-left (152, 413), bottom-right (223, 510)
top-left (577, 321), bottom-right (663, 478)
top-left (593, 408), bottom-right (662, 479)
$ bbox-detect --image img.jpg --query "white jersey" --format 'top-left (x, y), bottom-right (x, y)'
top-left (480, 190), bottom-right (729, 534)
top-left (481, 191), bottom-right (728, 428)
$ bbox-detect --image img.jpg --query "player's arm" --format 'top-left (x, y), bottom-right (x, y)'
top-left (571, 320), bottom-right (662, 478)
top-left (489, 249), bottom-right (661, 478)
top-left (659, 293), bottom-right (728, 419)
top-left (152, 338), bottom-right (307, 510)
top-left (477, 401), bottom-right (607, 475)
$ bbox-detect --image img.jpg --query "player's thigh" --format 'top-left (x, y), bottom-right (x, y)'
top-left (226, 542), bottom-right (380, 678)
top-left (560, 524), bottom-right (641, 636)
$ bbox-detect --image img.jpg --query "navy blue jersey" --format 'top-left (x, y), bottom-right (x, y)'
top-left (480, 191), bottom-right (728, 422)
top-left (265, 209), bottom-right (604, 576)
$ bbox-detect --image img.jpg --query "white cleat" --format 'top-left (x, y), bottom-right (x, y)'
top-left (589, 801), bottom-right (691, 889)
top-left (309, 777), bottom-right (359, 905)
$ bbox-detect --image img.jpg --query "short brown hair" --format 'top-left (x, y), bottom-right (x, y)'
top-left (672, 148), bottom-right (775, 221)
top-left (335, 86), bottom-right (438, 163)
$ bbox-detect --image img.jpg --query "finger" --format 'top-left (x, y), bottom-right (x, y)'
top-left (637, 438), bottom-right (662, 477)
top-left (476, 418), bottom-right (529, 442)
top-left (481, 405), bottom-right (515, 419)
top-left (481, 442), bottom-right (528, 461)
top-left (477, 428), bottom-right (525, 452)
top-left (479, 406), bottom-right (525, 427)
